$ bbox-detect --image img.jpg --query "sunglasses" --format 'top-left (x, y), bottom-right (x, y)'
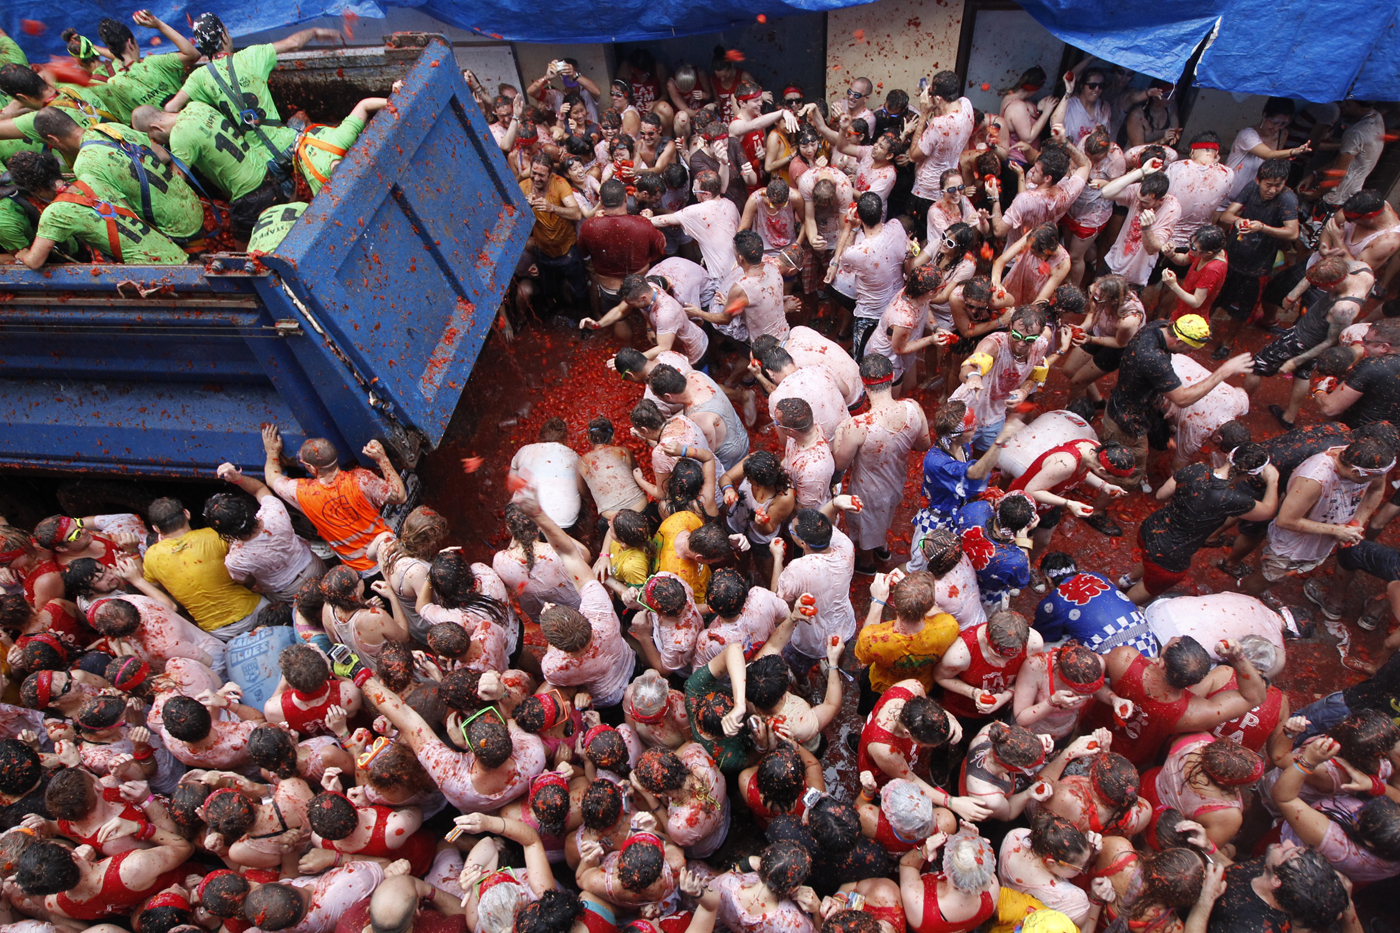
top-left (64, 518), bottom-right (85, 543)
top-left (1082, 82), bottom-right (1105, 90)
top-left (784, 97), bottom-right (803, 105)
top-left (944, 184), bottom-right (966, 194)
top-left (1009, 329), bottom-right (1038, 343)
top-left (943, 238), bottom-right (958, 249)
top-left (846, 89), bottom-right (867, 98)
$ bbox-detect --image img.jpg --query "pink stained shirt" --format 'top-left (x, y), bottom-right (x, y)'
top-left (912, 98), bottom-right (975, 200)
top-left (1164, 159), bottom-right (1235, 247)
top-left (539, 580), bottom-right (634, 707)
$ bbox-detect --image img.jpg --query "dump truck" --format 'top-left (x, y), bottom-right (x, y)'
top-left (0, 34), bottom-right (530, 478)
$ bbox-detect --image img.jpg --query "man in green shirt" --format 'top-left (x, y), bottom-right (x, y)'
top-left (0, 27), bottom-right (29, 112)
top-left (247, 201), bottom-right (307, 253)
top-left (95, 13), bottom-right (201, 121)
top-left (7, 150), bottom-right (188, 267)
top-left (0, 63), bottom-right (119, 133)
top-left (683, 641), bottom-right (753, 773)
top-left (134, 101), bottom-right (284, 240)
top-left (33, 108), bottom-right (204, 242)
top-left (166, 13), bottom-right (340, 127)
top-left (295, 97), bottom-right (388, 195)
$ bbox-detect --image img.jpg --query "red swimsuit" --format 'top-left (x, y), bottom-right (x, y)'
top-left (1008, 441), bottom-right (1092, 515)
top-left (323, 805), bottom-right (436, 875)
top-left (279, 682), bottom-right (347, 736)
top-left (1083, 654), bottom-right (1191, 766)
top-left (52, 851), bottom-right (187, 920)
top-left (914, 875), bottom-right (994, 933)
top-left (940, 625), bottom-right (1027, 720)
top-left (742, 772), bottom-right (806, 829)
top-left (858, 686), bottom-right (918, 789)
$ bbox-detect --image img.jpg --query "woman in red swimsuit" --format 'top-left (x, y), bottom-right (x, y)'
top-left (0, 525), bottom-right (63, 611)
top-left (737, 742), bottom-right (824, 829)
top-left (856, 775), bottom-right (952, 857)
top-left (898, 827), bottom-right (999, 933)
top-left (15, 836), bottom-right (193, 922)
top-left (304, 790), bottom-right (435, 875)
top-left (263, 644), bottom-right (363, 737)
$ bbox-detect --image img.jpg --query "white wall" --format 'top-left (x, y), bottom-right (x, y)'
top-left (1181, 88), bottom-right (1268, 148)
top-left (826, 0), bottom-right (964, 106)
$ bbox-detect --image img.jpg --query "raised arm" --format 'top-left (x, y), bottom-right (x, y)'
top-left (131, 11), bottom-right (201, 65)
top-left (515, 487), bottom-right (593, 590)
top-left (271, 27), bottom-right (343, 54)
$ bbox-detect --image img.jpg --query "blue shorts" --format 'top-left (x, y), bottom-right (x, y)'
top-left (972, 418), bottom-right (1005, 451)
top-left (1291, 692), bottom-right (1351, 746)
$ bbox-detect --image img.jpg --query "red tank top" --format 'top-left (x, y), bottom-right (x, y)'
top-left (1084, 654), bottom-right (1192, 766)
top-left (739, 129), bottom-right (766, 192)
top-left (40, 600), bottom-right (95, 649)
top-left (1008, 441), bottom-right (1092, 514)
top-left (873, 809), bottom-right (919, 855)
top-left (866, 902), bottom-right (909, 933)
top-left (57, 788), bottom-right (149, 848)
top-left (858, 686), bottom-right (918, 788)
top-left (630, 73), bottom-right (662, 109)
top-left (324, 805), bottom-right (436, 875)
top-left (940, 626), bottom-right (1027, 719)
top-left (915, 874), bottom-right (995, 933)
top-left (711, 73), bottom-right (741, 123)
top-left (1207, 674), bottom-right (1283, 753)
top-left (91, 533), bottom-right (124, 569)
top-left (742, 772), bottom-right (806, 828)
top-left (23, 559), bottom-right (61, 608)
top-left (280, 682), bottom-right (345, 735)
top-left (52, 851), bottom-right (187, 920)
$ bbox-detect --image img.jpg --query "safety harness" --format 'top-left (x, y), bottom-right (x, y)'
top-left (50, 87), bottom-right (118, 124)
top-left (201, 54), bottom-right (296, 197)
top-left (77, 124), bottom-right (223, 244)
top-left (294, 128), bottom-right (348, 186)
top-left (52, 180), bottom-right (140, 262)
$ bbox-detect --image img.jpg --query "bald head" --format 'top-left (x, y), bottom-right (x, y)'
top-left (130, 105), bottom-right (177, 144)
top-left (368, 876), bottom-right (419, 933)
top-left (298, 438), bottom-right (340, 472)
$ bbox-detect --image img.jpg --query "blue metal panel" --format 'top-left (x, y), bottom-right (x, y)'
top-left (259, 36), bottom-right (532, 449)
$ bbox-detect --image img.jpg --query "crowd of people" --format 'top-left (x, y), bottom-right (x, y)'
top-left (0, 15), bottom-right (1398, 933)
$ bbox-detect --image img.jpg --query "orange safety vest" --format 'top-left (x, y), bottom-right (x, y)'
top-left (293, 469), bottom-right (391, 572)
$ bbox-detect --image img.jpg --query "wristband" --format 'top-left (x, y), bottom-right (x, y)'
top-left (353, 667), bottom-right (373, 688)
top-left (871, 599), bottom-right (885, 607)
top-left (681, 445), bottom-right (689, 458)
top-left (1203, 841), bottom-right (1217, 855)
top-left (1292, 760), bottom-right (1315, 775)
top-left (1369, 775), bottom-right (1386, 797)
top-left (131, 746), bottom-right (155, 761)
top-left (137, 819), bottom-right (156, 841)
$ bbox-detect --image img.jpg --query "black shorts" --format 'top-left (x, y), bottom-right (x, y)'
top-left (1337, 540), bottom-right (1400, 582)
top-left (230, 177), bottom-right (289, 240)
top-left (908, 194), bottom-right (933, 231)
top-left (1090, 344), bottom-right (1126, 373)
top-left (1237, 518), bottom-right (1269, 538)
top-left (831, 289), bottom-right (857, 312)
top-left (598, 283), bottom-right (623, 307)
top-left (1037, 505), bottom-right (1065, 530)
top-left (1148, 249), bottom-right (1187, 286)
top-left (1216, 267), bottom-right (1268, 321)
top-left (1112, 203), bottom-right (1129, 216)
top-left (1252, 329), bottom-right (1318, 378)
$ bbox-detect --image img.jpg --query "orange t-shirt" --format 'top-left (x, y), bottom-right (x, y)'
top-left (290, 469), bottom-right (392, 572)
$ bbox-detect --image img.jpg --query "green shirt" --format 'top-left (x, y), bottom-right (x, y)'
top-left (180, 44), bottom-right (283, 129)
top-left (11, 86), bottom-right (120, 169)
top-left (298, 116), bottom-right (364, 195)
top-left (0, 196), bottom-right (35, 252)
top-left (37, 178), bottom-right (188, 265)
top-left (101, 53), bottom-right (188, 122)
top-left (72, 124), bottom-right (203, 239)
top-left (0, 37), bottom-right (27, 109)
top-left (248, 201), bottom-right (306, 252)
top-left (168, 101), bottom-right (269, 201)
top-left (684, 663), bottom-right (749, 773)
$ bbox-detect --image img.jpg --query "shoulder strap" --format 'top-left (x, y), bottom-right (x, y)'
top-left (52, 87), bottom-right (118, 124)
top-left (202, 55), bottom-right (288, 161)
top-left (54, 180), bottom-right (137, 262)
top-left (80, 127), bottom-right (157, 229)
top-left (295, 126), bottom-right (347, 185)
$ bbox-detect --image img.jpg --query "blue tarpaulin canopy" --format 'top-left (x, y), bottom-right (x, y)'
top-left (3, 0), bottom-right (1397, 102)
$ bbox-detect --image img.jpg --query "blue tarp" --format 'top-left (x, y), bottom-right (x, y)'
top-left (1016, 0), bottom-right (1400, 102)
top-left (5, 0), bottom-right (1398, 101)
top-left (2, 0), bottom-right (855, 59)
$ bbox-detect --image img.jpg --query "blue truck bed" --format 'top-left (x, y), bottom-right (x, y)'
top-left (0, 36), bottom-right (530, 476)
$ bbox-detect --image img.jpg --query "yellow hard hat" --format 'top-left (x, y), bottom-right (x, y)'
top-left (1172, 314), bottom-right (1210, 348)
top-left (1019, 909), bottom-right (1079, 933)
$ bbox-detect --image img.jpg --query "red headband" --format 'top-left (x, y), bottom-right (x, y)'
top-left (991, 740), bottom-right (1046, 775)
top-left (1190, 141), bottom-right (1219, 151)
top-left (736, 89), bottom-right (763, 102)
top-left (583, 723), bottom-right (616, 751)
top-left (1021, 81), bottom-right (1044, 92)
top-left (783, 86), bottom-right (802, 98)
top-left (528, 771), bottom-right (569, 809)
top-left (619, 831), bottom-right (665, 855)
top-left (1344, 208), bottom-right (1384, 221)
top-left (1098, 447), bottom-right (1134, 478)
top-left (28, 632), bottom-right (67, 661)
top-left (33, 670), bottom-right (53, 709)
top-left (479, 870), bottom-right (521, 896)
top-left (54, 516), bottom-right (79, 543)
top-left (112, 658), bottom-right (151, 692)
top-left (0, 542), bottom-right (26, 564)
top-left (535, 692), bottom-right (567, 730)
top-left (862, 372), bottom-right (894, 386)
top-left (144, 892), bottom-right (191, 914)
top-left (196, 868), bottom-right (239, 903)
top-left (1306, 268), bottom-right (1347, 288)
top-left (628, 693), bottom-right (669, 725)
top-left (1058, 657), bottom-right (1106, 695)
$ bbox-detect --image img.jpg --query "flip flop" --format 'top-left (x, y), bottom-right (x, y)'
top-left (1214, 559), bottom-right (1247, 579)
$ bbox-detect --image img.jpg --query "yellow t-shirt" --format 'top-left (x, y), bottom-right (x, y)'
top-left (991, 888), bottom-right (1048, 933)
top-left (854, 611), bottom-right (960, 694)
top-left (609, 541), bottom-right (651, 587)
top-left (143, 527), bottom-right (261, 632)
top-left (653, 511), bottom-right (709, 602)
